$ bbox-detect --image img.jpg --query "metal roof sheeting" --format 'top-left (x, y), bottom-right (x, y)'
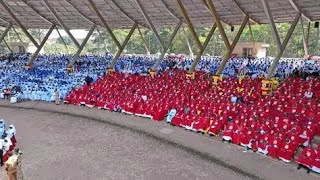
top-left (0, 0), bottom-right (319, 29)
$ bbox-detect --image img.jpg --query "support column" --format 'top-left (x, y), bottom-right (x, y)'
top-left (96, 27), bottom-right (109, 52)
top-left (216, 16), bottom-right (249, 75)
top-left (68, 25), bottom-right (96, 67)
top-left (135, 0), bottom-right (165, 50)
top-left (176, 0), bottom-right (202, 50)
top-left (137, 26), bottom-right (150, 55)
top-left (181, 25), bottom-right (193, 58)
top-left (28, 24), bottom-right (56, 65)
top-left (88, 0), bottom-right (138, 70)
top-left (152, 21), bottom-right (182, 70)
top-left (135, 0), bottom-right (181, 70)
top-left (0, 24), bottom-right (12, 44)
top-left (189, 24), bottom-right (217, 72)
top-left (87, 0), bottom-right (121, 49)
top-left (56, 28), bottom-right (69, 53)
top-left (306, 22), bottom-right (311, 52)
top-left (261, 0), bottom-right (281, 51)
top-left (248, 21), bottom-right (256, 56)
top-left (12, 27), bottom-right (22, 42)
top-left (109, 23), bottom-right (137, 68)
top-left (267, 13), bottom-right (301, 79)
top-left (0, 0), bottom-right (39, 48)
top-left (204, 0), bottom-right (248, 75)
top-left (177, 0), bottom-right (218, 73)
top-left (42, 0), bottom-right (80, 48)
top-left (205, 0), bottom-right (231, 51)
top-left (3, 40), bottom-right (12, 53)
top-left (300, 17), bottom-right (309, 56)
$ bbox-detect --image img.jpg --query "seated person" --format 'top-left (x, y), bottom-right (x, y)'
top-left (166, 108), bottom-right (177, 123)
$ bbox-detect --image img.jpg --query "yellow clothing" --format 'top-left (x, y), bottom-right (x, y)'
top-left (5, 155), bottom-right (18, 180)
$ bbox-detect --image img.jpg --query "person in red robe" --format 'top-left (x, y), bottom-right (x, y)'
top-left (297, 147), bottom-right (316, 173)
top-left (208, 117), bottom-right (224, 136)
top-left (278, 137), bottom-right (299, 163)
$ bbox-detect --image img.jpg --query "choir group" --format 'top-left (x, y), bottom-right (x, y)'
top-left (1, 53), bottom-right (320, 174)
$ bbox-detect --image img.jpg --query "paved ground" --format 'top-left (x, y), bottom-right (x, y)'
top-left (0, 100), bottom-right (319, 180)
top-left (0, 108), bottom-right (251, 180)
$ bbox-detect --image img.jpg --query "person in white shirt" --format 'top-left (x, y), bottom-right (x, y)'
top-left (304, 89), bottom-right (313, 99)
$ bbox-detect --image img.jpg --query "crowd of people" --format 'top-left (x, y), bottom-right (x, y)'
top-left (1, 53), bottom-right (319, 104)
top-left (1, 52), bottom-right (320, 174)
top-left (0, 119), bottom-right (20, 179)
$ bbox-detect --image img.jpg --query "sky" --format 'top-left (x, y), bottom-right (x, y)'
top-left (49, 29), bottom-right (92, 40)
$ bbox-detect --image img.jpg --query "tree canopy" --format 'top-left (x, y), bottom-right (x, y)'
top-left (1, 22), bottom-right (319, 57)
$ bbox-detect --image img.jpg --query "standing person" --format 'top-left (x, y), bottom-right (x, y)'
top-left (54, 89), bottom-right (60, 105)
top-left (0, 137), bottom-right (4, 166)
top-left (5, 152), bottom-right (18, 180)
top-left (6, 125), bottom-right (16, 146)
top-left (0, 119), bottom-right (5, 137)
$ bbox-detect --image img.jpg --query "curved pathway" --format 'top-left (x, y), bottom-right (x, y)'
top-left (0, 100), bottom-right (318, 180)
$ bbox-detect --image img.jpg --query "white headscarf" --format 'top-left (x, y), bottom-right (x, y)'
top-left (6, 125), bottom-right (16, 138)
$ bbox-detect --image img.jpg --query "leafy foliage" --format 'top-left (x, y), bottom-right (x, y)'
top-left (2, 22), bottom-right (320, 57)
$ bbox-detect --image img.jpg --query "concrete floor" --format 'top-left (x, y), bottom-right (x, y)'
top-left (0, 108), bottom-right (249, 180)
top-left (0, 101), bottom-right (319, 180)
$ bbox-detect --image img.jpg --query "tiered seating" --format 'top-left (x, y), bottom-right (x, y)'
top-left (2, 52), bottom-right (320, 173)
top-left (220, 77), bottom-right (320, 164)
top-left (64, 70), bottom-right (262, 135)
top-left (1, 54), bottom-right (159, 102)
top-left (65, 69), bottom-right (320, 173)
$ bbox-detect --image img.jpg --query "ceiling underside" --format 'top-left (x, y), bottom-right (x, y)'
top-left (0, 0), bottom-right (319, 30)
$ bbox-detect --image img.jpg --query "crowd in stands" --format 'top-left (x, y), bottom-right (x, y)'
top-left (1, 53), bottom-right (319, 103)
top-left (1, 52), bottom-right (320, 174)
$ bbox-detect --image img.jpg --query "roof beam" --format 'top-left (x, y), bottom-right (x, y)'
top-left (0, 24), bottom-right (12, 44)
top-left (96, 26), bottom-right (109, 52)
top-left (28, 24), bottom-right (56, 65)
top-left (56, 27), bottom-right (69, 53)
top-left (232, 0), bottom-right (261, 24)
top-left (135, 0), bottom-right (165, 50)
top-left (288, 0), bottom-right (312, 22)
top-left (3, 39), bottom-right (12, 53)
top-left (216, 16), bottom-right (249, 75)
top-left (300, 17), bottom-right (309, 56)
top-left (177, 0), bottom-right (218, 72)
top-left (136, 0), bottom-right (183, 70)
top-left (12, 27), bottom-right (23, 42)
top-left (42, 0), bottom-right (80, 49)
top-left (190, 24), bottom-right (217, 72)
top-left (176, 0), bottom-right (203, 51)
top-left (152, 21), bottom-right (182, 70)
top-left (267, 13), bottom-right (301, 79)
top-left (205, 0), bottom-right (231, 51)
top-left (109, 23), bottom-right (138, 68)
top-left (0, 0), bottom-right (39, 48)
top-left (181, 25), bottom-right (194, 58)
top-left (109, 0), bottom-right (148, 28)
top-left (87, 0), bottom-right (121, 49)
top-left (261, 0), bottom-right (281, 52)
top-left (68, 24), bottom-right (96, 67)
top-left (137, 26), bottom-right (150, 55)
